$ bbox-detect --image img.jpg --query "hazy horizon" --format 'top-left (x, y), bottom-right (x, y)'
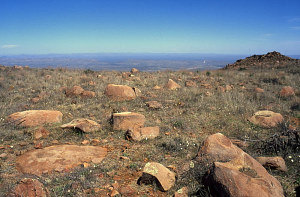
top-left (1, 52), bottom-right (299, 71)
top-left (0, 53), bottom-right (249, 71)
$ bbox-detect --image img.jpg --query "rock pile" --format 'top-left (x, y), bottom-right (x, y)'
top-left (224, 51), bottom-right (299, 69)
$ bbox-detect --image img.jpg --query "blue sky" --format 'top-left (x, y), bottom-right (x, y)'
top-left (1, 0), bottom-right (300, 55)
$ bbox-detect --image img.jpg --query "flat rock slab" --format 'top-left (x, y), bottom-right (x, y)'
top-left (7, 110), bottom-right (63, 127)
top-left (16, 145), bottom-right (107, 175)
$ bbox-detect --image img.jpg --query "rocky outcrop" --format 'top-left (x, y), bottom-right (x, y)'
top-left (249, 110), bottom-right (284, 128)
top-left (61, 118), bottom-right (101, 133)
top-left (138, 162), bottom-right (176, 191)
top-left (7, 110), bottom-right (63, 127)
top-left (197, 133), bottom-right (284, 197)
top-left (16, 145), bottom-right (107, 175)
top-left (113, 112), bottom-right (145, 131)
top-left (224, 51), bottom-right (299, 70)
top-left (105, 84), bottom-right (141, 101)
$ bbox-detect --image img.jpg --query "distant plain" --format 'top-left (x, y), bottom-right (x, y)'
top-left (0, 53), bottom-right (253, 71)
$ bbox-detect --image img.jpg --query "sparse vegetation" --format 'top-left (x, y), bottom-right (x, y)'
top-left (0, 60), bottom-right (299, 196)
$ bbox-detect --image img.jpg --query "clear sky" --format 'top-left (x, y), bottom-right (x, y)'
top-left (1, 0), bottom-right (300, 55)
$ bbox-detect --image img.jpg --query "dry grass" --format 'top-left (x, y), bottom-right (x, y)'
top-left (0, 65), bottom-right (299, 196)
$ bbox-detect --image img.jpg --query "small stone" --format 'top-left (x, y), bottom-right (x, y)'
top-left (174, 187), bottom-right (189, 197)
top-left (133, 87), bottom-right (142, 97)
top-left (112, 181), bottom-right (119, 190)
top-left (91, 139), bottom-right (101, 145)
top-left (88, 81), bottom-right (96, 86)
top-left (52, 140), bottom-right (59, 144)
top-left (255, 88), bottom-right (264, 93)
top-left (110, 189), bottom-right (119, 196)
top-left (249, 110), bottom-right (284, 128)
top-left (65, 85), bottom-right (84, 97)
top-left (10, 178), bottom-right (49, 197)
top-left (34, 127), bottom-right (50, 140)
top-left (153, 85), bottom-right (161, 90)
top-left (146, 101), bottom-right (162, 109)
top-left (19, 142), bottom-right (27, 146)
top-left (83, 162), bottom-right (90, 168)
top-left (105, 84), bottom-right (136, 101)
top-left (205, 91), bottom-right (213, 96)
top-left (34, 141), bottom-right (43, 149)
top-left (61, 118), bottom-right (101, 133)
top-left (131, 68), bottom-right (139, 73)
top-left (279, 86), bottom-right (295, 97)
top-left (81, 140), bottom-right (90, 145)
top-left (185, 80), bottom-right (197, 87)
top-left (139, 162), bottom-right (176, 191)
top-left (256, 156), bottom-right (288, 172)
top-left (81, 90), bottom-right (96, 98)
top-left (127, 126), bottom-right (159, 141)
top-left (225, 85), bottom-right (233, 91)
top-left (119, 186), bottom-right (136, 196)
top-left (165, 79), bottom-right (181, 90)
top-left (0, 153), bottom-right (7, 158)
top-left (230, 139), bottom-right (249, 148)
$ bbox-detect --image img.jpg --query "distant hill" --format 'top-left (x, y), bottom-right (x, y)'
top-left (223, 51), bottom-right (300, 70)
